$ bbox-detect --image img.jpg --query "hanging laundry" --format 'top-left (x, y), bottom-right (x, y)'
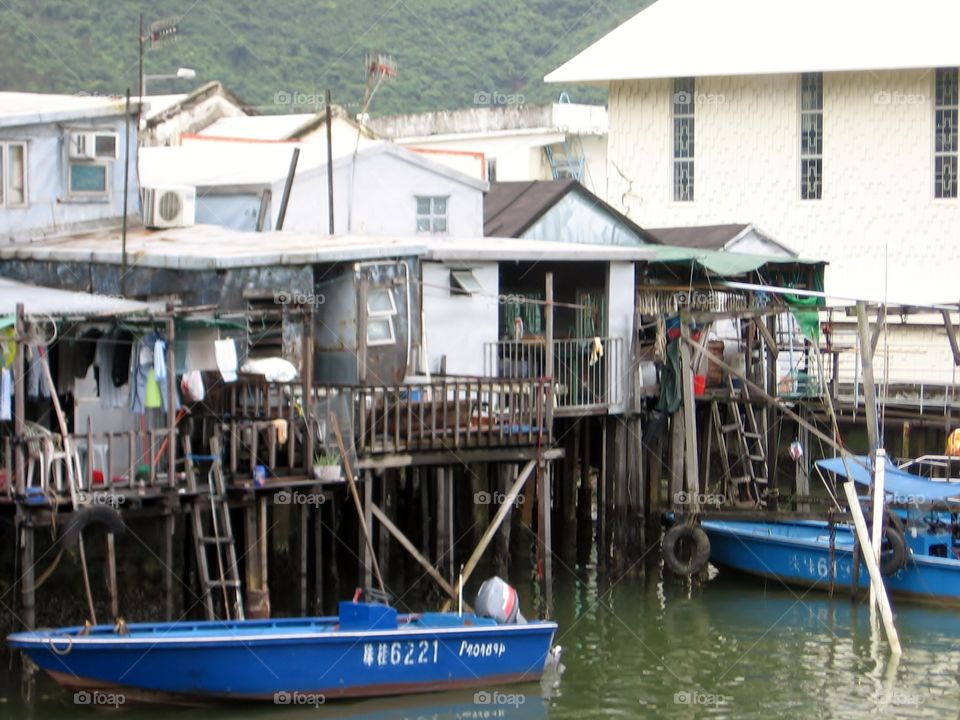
top-left (215, 338), bottom-right (238, 383)
top-left (0, 367), bottom-right (11, 421)
top-left (95, 330), bottom-right (127, 409)
top-left (154, 337), bottom-right (167, 381)
top-left (72, 328), bottom-right (103, 379)
top-left (144, 368), bottom-right (162, 409)
top-left (26, 346), bottom-right (51, 400)
top-left (112, 330), bottom-right (134, 388)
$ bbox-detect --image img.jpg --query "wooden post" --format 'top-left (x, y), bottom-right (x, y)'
top-left (856, 302), bottom-right (880, 455)
top-left (19, 511), bottom-right (35, 629)
top-left (163, 511), bottom-right (175, 620)
top-left (539, 460), bottom-right (553, 615)
top-left (545, 273), bottom-right (554, 384)
top-left (597, 418), bottom-right (608, 567)
top-left (302, 306), bottom-right (314, 475)
top-left (165, 307), bottom-right (176, 486)
top-left (13, 304), bottom-right (25, 496)
top-left (577, 417), bottom-right (592, 563)
top-left (561, 420), bottom-right (578, 561)
top-left (668, 411), bottom-right (685, 510)
top-left (314, 498), bottom-right (324, 614)
top-left (299, 503), bottom-right (309, 616)
top-left (441, 459), bottom-right (537, 612)
top-left (106, 532), bottom-right (119, 620)
top-left (363, 470), bottom-right (374, 589)
top-left (678, 325), bottom-right (700, 512)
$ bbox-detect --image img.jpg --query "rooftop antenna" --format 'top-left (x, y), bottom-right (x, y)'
top-left (139, 15), bottom-right (181, 97)
top-left (347, 53), bottom-right (398, 231)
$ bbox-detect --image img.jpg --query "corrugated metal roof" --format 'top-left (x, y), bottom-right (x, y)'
top-left (647, 224), bottom-right (750, 250)
top-left (0, 92), bottom-right (140, 128)
top-left (546, 0), bottom-right (960, 83)
top-left (0, 278), bottom-right (158, 317)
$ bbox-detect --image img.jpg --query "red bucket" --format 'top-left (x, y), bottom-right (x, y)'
top-left (693, 374), bottom-right (706, 396)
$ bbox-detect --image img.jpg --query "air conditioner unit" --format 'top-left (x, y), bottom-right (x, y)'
top-left (142, 186), bottom-right (196, 229)
top-left (68, 131), bottom-right (120, 160)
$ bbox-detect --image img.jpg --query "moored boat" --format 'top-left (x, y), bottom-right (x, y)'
top-left (8, 580), bottom-right (558, 703)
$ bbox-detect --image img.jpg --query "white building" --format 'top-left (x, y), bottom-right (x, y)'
top-left (368, 103), bottom-right (609, 197)
top-left (139, 137), bottom-right (487, 235)
top-left (546, 0), bottom-right (960, 308)
top-left (0, 93), bottom-right (142, 243)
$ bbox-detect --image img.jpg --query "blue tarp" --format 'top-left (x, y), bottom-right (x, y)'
top-left (816, 455), bottom-right (960, 503)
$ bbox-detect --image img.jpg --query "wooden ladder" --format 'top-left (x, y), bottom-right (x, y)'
top-left (189, 436), bottom-right (244, 621)
top-left (711, 374), bottom-right (769, 507)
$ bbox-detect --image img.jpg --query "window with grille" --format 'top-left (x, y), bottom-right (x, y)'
top-left (935, 68), bottom-right (958, 199)
top-left (415, 196), bottom-right (448, 234)
top-left (800, 72), bottom-right (823, 200)
top-left (673, 78), bottom-right (695, 202)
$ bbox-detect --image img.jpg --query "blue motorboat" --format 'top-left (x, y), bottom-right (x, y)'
top-left (702, 455), bottom-right (960, 605)
top-left (8, 582), bottom-right (558, 703)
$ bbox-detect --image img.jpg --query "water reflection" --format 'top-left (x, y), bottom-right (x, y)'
top-left (5, 562), bottom-right (960, 719)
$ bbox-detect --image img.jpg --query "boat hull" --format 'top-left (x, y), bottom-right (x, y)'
top-left (8, 614), bottom-right (557, 702)
top-left (703, 520), bottom-right (960, 605)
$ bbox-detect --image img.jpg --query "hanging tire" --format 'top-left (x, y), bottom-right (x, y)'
top-left (60, 505), bottom-right (125, 550)
top-left (662, 524), bottom-right (711, 577)
top-left (879, 526), bottom-right (907, 576)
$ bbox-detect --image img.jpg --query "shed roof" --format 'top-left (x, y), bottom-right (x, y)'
top-left (0, 278), bottom-right (158, 317)
top-left (0, 92), bottom-right (141, 128)
top-left (484, 180), bottom-right (653, 241)
top-left (546, 0), bottom-right (960, 84)
top-left (199, 106), bottom-right (373, 141)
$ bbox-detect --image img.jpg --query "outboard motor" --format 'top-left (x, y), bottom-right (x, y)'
top-left (475, 576), bottom-right (526, 624)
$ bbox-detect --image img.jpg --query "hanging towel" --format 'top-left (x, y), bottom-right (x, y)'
top-left (154, 338), bottom-right (167, 381)
top-left (215, 339), bottom-right (238, 383)
top-left (0, 367), bottom-right (11, 421)
top-left (26, 347), bottom-right (51, 399)
top-left (95, 331), bottom-right (127, 409)
top-left (144, 368), bottom-right (162, 409)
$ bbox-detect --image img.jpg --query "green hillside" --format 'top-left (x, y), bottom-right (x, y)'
top-left (0, 0), bottom-right (651, 116)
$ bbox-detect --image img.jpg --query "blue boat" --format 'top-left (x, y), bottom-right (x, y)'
top-left (702, 455), bottom-right (960, 605)
top-left (7, 590), bottom-right (558, 703)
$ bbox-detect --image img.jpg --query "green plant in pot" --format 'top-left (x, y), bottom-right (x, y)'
top-left (312, 451), bottom-right (342, 481)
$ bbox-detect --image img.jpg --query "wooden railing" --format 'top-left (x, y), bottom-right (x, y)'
top-left (312, 378), bottom-right (553, 456)
top-left (484, 336), bottom-right (623, 414)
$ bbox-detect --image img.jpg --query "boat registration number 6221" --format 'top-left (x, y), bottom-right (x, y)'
top-left (362, 640), bottom-right (439, 668)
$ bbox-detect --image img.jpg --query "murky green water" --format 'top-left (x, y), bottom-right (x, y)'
top-left (3, 560), bottom-right (960, 719)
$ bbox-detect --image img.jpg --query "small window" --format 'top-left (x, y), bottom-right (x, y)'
top-left (366, 286), bottom-right (398, 347)
top-left (486, 158), bottom-right (497, 182)
top-left (800, 72), bottom-right (823, 200)
top-left (673, 77), bottom-right (695, 202)
top-left (69, 162), bottom-right (108, 195)
top-left (450, 269), bottom-right (483, 296)
top-left (415, 196), bottom-right (448, 234)
top-left (935, 67), bottom-right (958, 199)
top-left (0, 142), bottom-right (28, 207)
top-left (94, 134), bottom-right (118, 159)
top-left (366, 317), bottom-right (396, 346)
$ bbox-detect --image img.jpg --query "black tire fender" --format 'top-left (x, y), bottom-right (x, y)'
top-left (60, 505), bottom-right (125, 550)
top-left (662, 524), bottom-right (711, 577)
top-left (879, 526), bottom-right (908, 576)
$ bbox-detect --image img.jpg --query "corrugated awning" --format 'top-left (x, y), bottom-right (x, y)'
top-left (0, 278), bottom-right (159, 318)
top-left (648, 245), bottom-right (823, 277)
top-left (816, 455), bottom-right (960, 503)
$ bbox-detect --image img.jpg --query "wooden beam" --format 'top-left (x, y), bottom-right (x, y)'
top-left (369, 501), bottom-right (467, 608)
top-left (856, 302), bottom-right (880, 454)
top-left (752, 317), bottom-right (779, 359)
top-left (356, 446), bottom-right (564, 470)
top-left (441, 458), bottom-right (537, 612)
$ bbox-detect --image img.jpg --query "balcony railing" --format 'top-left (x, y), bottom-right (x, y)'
top-left (313, 378), bottom-right (552, 456)
top-left (484, 337), bottom-right (623, 415)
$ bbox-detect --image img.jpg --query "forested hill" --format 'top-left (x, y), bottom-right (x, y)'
top-left (0, 0), bottom-right (651, 115)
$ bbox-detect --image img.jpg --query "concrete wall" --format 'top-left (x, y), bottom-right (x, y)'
top-left (421, 261), bottom-right (499, 376)
top-left (0, 115), bottom-right (140, 242)
top-left (606, 69), bottom-right (959, 305)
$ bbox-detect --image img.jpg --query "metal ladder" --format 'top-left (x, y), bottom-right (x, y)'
top-left (711, 374), bottom-right (769, 507)
top-left (188, 436), bottom-right (244, 621)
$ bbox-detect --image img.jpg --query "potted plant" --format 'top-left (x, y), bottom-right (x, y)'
top-left (312, 452), bottom-right (342, 481)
